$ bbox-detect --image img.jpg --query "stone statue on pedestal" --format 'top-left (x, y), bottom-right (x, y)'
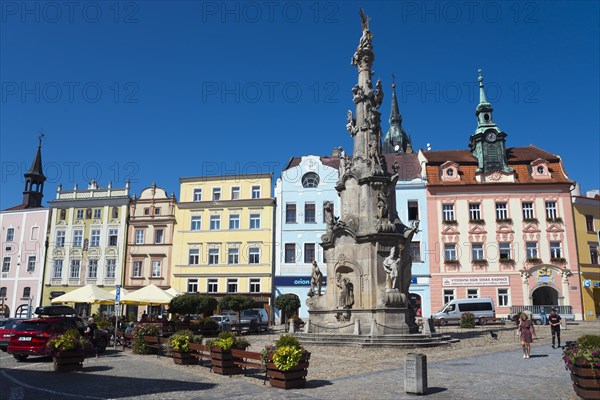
top-left (308, 261), bottom-right (323, 297)
top-left (336, 273), bottom-right (354, 309)
top-left (382, 246), bottom-right (401, 290)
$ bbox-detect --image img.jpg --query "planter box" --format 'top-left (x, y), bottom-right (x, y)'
top-left (172, 351), bottom-right (197, 365)
top-left (266, 353), bottom-right (310, 390)
top-left (210, 347), bottom-right (242, 375)
top-left (570, 361), bottom-right (600, 400)
top-left (52, 350), bottom-right (85, 372)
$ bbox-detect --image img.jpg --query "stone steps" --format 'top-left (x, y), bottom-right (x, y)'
top-left (295, 333), bottom-right (458, 348)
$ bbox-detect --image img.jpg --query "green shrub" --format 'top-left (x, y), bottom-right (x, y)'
top-left (169, 329), bottom-right (202, 353)
top-left (275, 294), bottom-right (301, 319)
top-left (460, 312), bottom-right (476, 328)
top-left (132, 323), bottom-right (160, 354)
top-left (47, 329), bottom-right (91, 354)
top-left (275, 334), bottom-right (301, 349)
top-left (563, 334), bottom-right (600, 371)
top-left (206, 331), bottom-right (250, 351)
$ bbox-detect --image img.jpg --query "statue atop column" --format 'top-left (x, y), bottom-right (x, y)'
top-left (308, 261), bottom-right (324, 297)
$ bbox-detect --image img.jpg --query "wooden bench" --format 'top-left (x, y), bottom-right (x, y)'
top-left (143, 336), bottom-right (169, 358)
top-left (115, 331), bottom-right (134, 350)
top-left (189, 343), bottom-right (212, 369)
top-left (230, 348), bottom-right (266, 383)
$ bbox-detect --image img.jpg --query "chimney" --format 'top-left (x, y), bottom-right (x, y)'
top-left (332, 148), bottom-right (339, 157)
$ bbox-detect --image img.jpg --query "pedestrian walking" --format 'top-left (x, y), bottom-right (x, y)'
top-left (548, 308), bottom-right (562, 348)
top-left (540, 307), bottom-right (547, 325)
top-left (518, 313), bottom-right (536, 359)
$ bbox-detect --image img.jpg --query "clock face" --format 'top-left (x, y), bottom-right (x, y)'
top-left (486, 132), bottom-right (497, 142)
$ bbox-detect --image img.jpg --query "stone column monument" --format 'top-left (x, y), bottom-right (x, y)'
top-left (306, 9), bottom-right (420, 335)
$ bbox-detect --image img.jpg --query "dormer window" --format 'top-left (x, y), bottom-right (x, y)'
top-left (537, 166), bottom-right (544, 174)
top-left (440, 161), bottom-right (461, 182)
top-left (447, 169), bottom-right (454, 177)
top-left (531, 158), bottom-right (551, 180)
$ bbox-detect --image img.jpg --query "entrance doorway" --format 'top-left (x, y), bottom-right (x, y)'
top-left (410, 293), bottom-right (422, 316)
top-left (532, 286), bottom-right (559, 305)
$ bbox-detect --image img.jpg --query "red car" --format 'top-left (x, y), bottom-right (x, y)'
top-left (0, 318), bottom-right (27, 351)
top-left (7, 306), bottom-right (109, 361)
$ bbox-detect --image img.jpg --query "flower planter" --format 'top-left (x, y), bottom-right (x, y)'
top-left (172, 350), bottom-right (197, 365)
top-left (210, 347), bottom-right (242, 375)
top-left (570, 359), bottom-right (600, 400)
top-left (266, 353), bottom-right (310, 389)
top-left (52, 350), bottom-right (85, 372)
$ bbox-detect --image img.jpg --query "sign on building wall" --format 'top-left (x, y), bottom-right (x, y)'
top-left (274, 276), bottom-right (327, 287)
top-left (442, 276), bottom-right (509, 286)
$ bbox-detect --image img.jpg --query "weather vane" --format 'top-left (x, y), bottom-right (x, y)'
top-left (38, 130), bottom-right (45, 146)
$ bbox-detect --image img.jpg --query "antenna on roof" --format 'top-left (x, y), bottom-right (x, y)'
top-left (426, 143), bottom-right (432, 151)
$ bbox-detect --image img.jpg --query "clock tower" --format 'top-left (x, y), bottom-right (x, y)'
top-left (468, 69), bottom-right (513, 176)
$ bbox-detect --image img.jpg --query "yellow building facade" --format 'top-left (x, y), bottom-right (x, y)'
top-left (171, 173), bottom-right (275, 312)
top-left (572, 192), bottom-right (600, 320)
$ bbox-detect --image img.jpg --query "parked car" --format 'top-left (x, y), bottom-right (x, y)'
top-left (240, 309), bottom-right (268, 332)
top-left (0, 318), bottom-right (27, 351)
top-left (432, 298), bottom-right (495, 326)
top-left (7, 305), bottom-right (109, 361)
top-left (210, 315), bottom-right (232, 332)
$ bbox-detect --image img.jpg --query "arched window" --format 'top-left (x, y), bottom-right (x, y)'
top-left (301, 172), bottom-right (320, 188)
top-left (23, 287), bottom-right (31, 298)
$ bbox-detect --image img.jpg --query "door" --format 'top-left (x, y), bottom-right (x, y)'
top-left (532, 286), bottom-right (559, 305)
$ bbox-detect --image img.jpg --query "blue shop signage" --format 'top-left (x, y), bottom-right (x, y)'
top-left (274, 276), bottom-right (327, 287)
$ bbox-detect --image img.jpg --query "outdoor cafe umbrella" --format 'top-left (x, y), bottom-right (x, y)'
top-left (165, 287), bottom-right (182, 297)
top-left (120, 284), bottom-right (174, 305)
top-left (50, 284), bottom-right (114, 305)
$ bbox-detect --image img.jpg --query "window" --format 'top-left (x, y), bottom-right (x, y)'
top-left (210, 215), bottom-right (221, 230)
top-left (106, 259), bottom-right (116, 279)
top-left (76, 209), bottom-right (84, 219)
top-left (208, 248), bottom-right (219, 264)
top-left (189, 249), bottom-right (200, 265)
top-left (193, 188), bottom-right (202, 201)
top-left (522, 202), bottom-right (534, 219)
top-left (187, 279), bottom-right (198, 293)
top-left (467, 288), bottom-right (479, 298)
top-left (151, 260), bottom-right (161, 277)
top-left (229, 214), bottom-right (240, 230)
top-left (207, 279), bottom-right (218, 293)
top-left (0, 287), bottom-right (6, 298)
top-left (72, 230), bottom-right (83, 248)
top-left (304, 243), bottom-right (315, 264)
top-left (469, 203), bottom-right (481, 221)
top-left (90, 230), bottom-right (101, 247)
top-left (545, 201), bottom-right (558, 220)
top-left (249, 214), bottom-right (260, 229)
top-left (212, 188), bottom-right (221, 201)
top-left (30, 226), bottom-right (39, 240)
top-left (191, 216), bottom-right (201, 231)
top-left (442, 204), bottom-right (455, 221)
top-left (550, 242), bottom-right (562, 259)
top-left (499, 242), bottom-right (511, 260)
top-left (132, 260), bottom-right (142, 277)
top-left (443, 289), bottom-right (455, 304)
top-left (70, 260), bottom-right (81, 279)
top-left (108, 229), bottom-right (119, 246)
top-left (2, 257), bottom-right (10, 272)
top-left (59, 209), bottom-right (66, 220)
top-left (249, 247), bottom-right (260, 264)
top-left (408, 201), bottom-right (419, 221)
top-left (251, 185), bottom-right (261, 199)
top-left (154, 208), bottom-right (161, 215)
top-left (526, 242), bottom-right (538, 259)
top-left (250, 279), bottom-right (261, 293)
top-left (85, 208), bottom-right (92, 219)
top-left (154, 229), bottom-right (164, 244)
top-left (22, 287), bottom-right (31, 298)
top-left (144, 208), bottom-right (150, 216)
top-left (112, 207), bottom-right (119, 219)
top-left (228, 248), bottom-right (239, 264)
top-left (590, 245), bottom-right (599, 265)
top-left (227, 279), bottom-right (238, 293)
top-left (93, 209), bottom-right (101, 219)
top-left (231, 187), bottom-right (240, 200)
top-left (585, 215), bottom-right (595, 232)
top-left (444, 243), bottom-right (457, 261)
top-left (56, 231), bottom-right (66, 247)
top-left (472, 243), bottom-right (484, 261)
top-left (286, 203), bottom-right (297, 223)
top-left (26, 256), bottom-right (36, 272)
top-left (498, 288), bottom-right (510, 306)
top-left (410, 242), bottom-right (421, 262)
top-left (5, 228), bottom-right (14, 242)
top-left (304, 203), bottom-right (316, 223)
top-left (135, 229), bottom-right (145, 244)
top-left (284, 243), bottom-right (296, 263)
top-left (301, 172), bottom-right (320, 188)
top-left (87, 260), bottom-right (98, 278)
top-left (496, 203), bottom-right (508, 220)
top-left (53, 260), bottom-right (63, 278)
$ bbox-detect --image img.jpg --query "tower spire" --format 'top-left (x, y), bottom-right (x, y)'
top-left (22, 132), bottom-right (46, 208)
top-left (382, 78), bottom-right (412, 154)
top-left (475, 68), bottom-right (496, 132)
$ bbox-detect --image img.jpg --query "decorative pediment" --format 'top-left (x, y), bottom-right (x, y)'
top-left (441, 225), bottom-right (459, 236)
top-left (523, 223), bottom-right (541, 233)
top-left (546, 223), bottom-right (564, 233)
top-left (468, 224), bottom-right (487, 235)
top-left (440, 161), bottom-right (461, 182)
top-left (530, 158), bottom-right (552, 180)
top-left (476, 170), bottom-right (516, 183)
top-left (496, 223), bottom-right (514, 234)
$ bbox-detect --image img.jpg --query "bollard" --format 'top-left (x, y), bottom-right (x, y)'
top-left (304, 319), bottom-right (310, 333)
top-left (289, 320), bottom-right (296, 334)
top-left (369, 319), bottom-right (378, 336)
top-left (353, 319), bottom-right (361, 335)
top-left (422, 317), bottom-right (434, 337)
top-left (405, 353), bottom-right (428, 394)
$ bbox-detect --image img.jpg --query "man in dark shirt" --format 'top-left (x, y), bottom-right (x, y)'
top-left (548, 308), bottom-right (562, 348)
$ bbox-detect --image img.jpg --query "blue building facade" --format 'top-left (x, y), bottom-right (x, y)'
top-left (274, 155), bottom-right (340, 320)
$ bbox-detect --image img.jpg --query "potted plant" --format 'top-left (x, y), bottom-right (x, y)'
top-left (563, 335), bottom-right (600, 400)
top-left (47, 329), bottom-right (92, 372)
top-left (206, 332), bottom-right (250, 375)
top-left (131, 323), bottom-right (160, 355)
top-left (261, 334), bottom-right (310, 389)
top-left (169, 329), bottom-right (202, 365)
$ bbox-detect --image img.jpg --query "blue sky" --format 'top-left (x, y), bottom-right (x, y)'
top-left (1, 1), bottom-right (598, 208)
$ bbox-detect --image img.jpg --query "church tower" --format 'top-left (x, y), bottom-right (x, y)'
top-left (468, 69), bottom-right (513, 177)
top-left (22, 135), bottom-right (46, 208)
top-left (382, 80), bottom-right (413, 154)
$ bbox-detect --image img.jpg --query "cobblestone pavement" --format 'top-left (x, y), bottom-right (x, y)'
top-left (1, 321), bottom-right (596, 400)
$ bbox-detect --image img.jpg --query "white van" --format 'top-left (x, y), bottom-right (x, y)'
top-left (433, 298), bottom-right (495, 326)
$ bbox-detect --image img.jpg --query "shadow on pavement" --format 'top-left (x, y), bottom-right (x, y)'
top-left (426, 387), bottom-right (448, 394)
top-left (306, 379), bottom-right (333, 388)
top-left (1, 368), bottom-right (216, 398)
top-left (529, 354), bottom-right (549, 358)
top-left (81, 366), bottom-right (113, 372)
